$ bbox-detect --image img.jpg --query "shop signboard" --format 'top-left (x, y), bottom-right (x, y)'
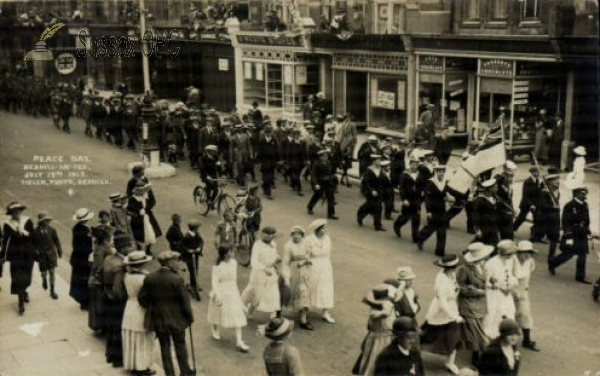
top-left (513, 99), bottom-right (529, 105)
top-left (449, 89), bottom-right (464, 98)
top-left (377, 90), bottom-right (395, 110)
top-left (419, 56), bottom-right (443, 71)
top-left (236, 34), bottom-right (305, 48)
top-left (284, 65), bottom-right (293, 85)
top-left (218, 58), bottom-right (229, 71)
top-left (513, 92), bottom-right (529, 99)
top-left (446, 57), bottom-right (469, 71)
top-left (480, 59), bottom-right (514, 77)
top-left (244, 62), bottom-right (252, 79)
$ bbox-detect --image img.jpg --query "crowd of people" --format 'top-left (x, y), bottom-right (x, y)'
top-left (0, 70), bottom-right (597, 375)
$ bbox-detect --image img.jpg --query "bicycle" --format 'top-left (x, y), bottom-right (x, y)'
top-left (192, 179), bottom-right (237, 216)
top-left (231, 188), bottom-right (256, 267)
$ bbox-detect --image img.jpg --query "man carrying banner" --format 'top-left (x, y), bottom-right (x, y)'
top-left (416, 165), bottom-right (448, 256)
top-left (472, 179), bottom-right (500, 246)
top-left (495, 161), bottom-right (517, 240)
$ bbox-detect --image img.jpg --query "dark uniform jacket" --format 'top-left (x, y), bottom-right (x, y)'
top-left (374, 340), bottom-right (425, 376)
top-left (198, 125), bottom-right (219, 152)
top-left (472, 195), bottom-right (499, 243)
top-left (423, 179), bottom-right (446, 215)
top-left (562, 199), bottom-right (590, 240)
top-left (311, 159), bottom-right (335, 190)
top-left (285, 139), bottom-right (307, 169)
top-left (398, 171), bottom-right (420, 208)
top-left (138, 266), bottom-right (194, 334)
top-left (199, 153), bottom-right (219, 182)
top-left (495, 174), bottom-right (514, 216)
top-left (361, 167), bottom-right (382, 199)
top-left (520, 177), bottom-right (542, 207)
top-left (416, 164), bottom-right (434, 199)
top-left (257, 136), bottom-right (280, 170)
top-left (379, 169), bottom-right (395, 200)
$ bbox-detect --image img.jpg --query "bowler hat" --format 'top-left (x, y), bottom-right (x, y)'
top-left (37, 211), bottom-right (52, 222)
top-left (499, 318), bottom-right (521, 337)
top-left (108, 192), bottom-right (125, 202)
top-left (392, 317), bottom-right (418, 336)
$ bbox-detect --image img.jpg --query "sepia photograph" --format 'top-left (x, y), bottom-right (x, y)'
top-left (0, 0), bottom-right (598, 375)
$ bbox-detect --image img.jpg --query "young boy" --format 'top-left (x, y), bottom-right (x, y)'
top-left (181, 220), bottom-right (204, 301)
top-left (32, 212), bottom-right (63, 299)
top-left (166, 213), bottom-right (184, 252)
top-left (109, 192), bottom-right (132, 237)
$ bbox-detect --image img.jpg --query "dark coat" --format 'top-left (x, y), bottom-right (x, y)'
top-left (472, 195), bottom-right (499, 245)
top-left (374, 339), bottom-right (425, 376)
top-left (398, 171), bottom-right (420, 208)
top-left (258, 136), bottom-right (280, 170)
top-left (97, 253), bottom-right (127, 327)
top-left (379, 169), bottom-right (395, 201)
top-left (479, 338), bottom-right (520, 376)
top-left (562, 199), bottom-right (590, 240)
top-left (198, 125), bottom-right (220, 152)
top-left (1, 218), bottom-right (36, 295)
top-left (138, 267), bottom-right (194, 334)
top-left (361, 167), bottom-right (382, 199)
top-left (423, 179), bottom-right (446, 215)
top-left (311, 159), bottom-right (335, 190)
top-left (416, 165), bottom-right (433, 199)
top-left (32, 225), bottom-right (62, 271)
top-left (166, 224), bottom-right (184, 252)
top-left (127, 194), bottom-right (162, 244)
top-left (456, 264), bottom-right (487, 319)
top-left (519, 177), bottom-right (542, 207)
top-left (433, 136), bottom-right (452, 163)
top-left (285, 139), bottom-right (307, 169)
top-left (69, 222), bottom-right (93, 306)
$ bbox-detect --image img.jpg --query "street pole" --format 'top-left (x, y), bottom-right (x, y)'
top-left (139, 0), bottom-right (151, 94)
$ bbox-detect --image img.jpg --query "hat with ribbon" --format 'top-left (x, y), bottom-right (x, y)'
top-left (464, 242), bottom-right (494, 263)
top-left (72, 208), bottom-right (94, 222)
top-left (397, 266), bottom-right (416, 280)
top-left (517, 240), bottom-right (538, 254)
top-left (573, 146), bottom-right (587, 156)
top-left (362, 285), bottom-right (390, 308)
top-left (497, 239), bottom-right (517, 255)
top-left (108, 192), bottom-right (126, 202)
top-left (124, 251), bottom-right (153, 266)
top-left (157, 250), bottom-right (181, 262)
top-left (434, 254), bottom-right (460, 268)
top-left (6, 202), bottom-right (26, 215)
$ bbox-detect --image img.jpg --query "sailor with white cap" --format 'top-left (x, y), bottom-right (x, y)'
top-left (393, 156), bottom-right (422, 241)
top-left (357, 154), bottom-right (386, 231)
top-left (472, 178), bottom-right (500, 246)
top-left (416, 165), bottom-right (448, 256)
top-left (549, 183), bottom-right (591, 284)
top-left (357, 135), bottom-right (381, 177)
top-left (495, 161), bottom-right (517, 240)
top-left (536, 169), bottom-right (561, 262)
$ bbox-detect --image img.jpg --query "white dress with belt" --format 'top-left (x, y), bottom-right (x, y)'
top-left (122, 272), bottom-right (155, 371)
top-left (207, 258), bottom-right (247, 328)
top-left (483, 255), bottom-right (519, 339)
top-left (306, 234), bottom-right (334, 310)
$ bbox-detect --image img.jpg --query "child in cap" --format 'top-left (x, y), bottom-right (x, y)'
top-left (181, 219), bottom-right (204, 301)
top-left (32, 212), bottom-right (63, 299)
top-left (165, 213), bottom-right (184, 252)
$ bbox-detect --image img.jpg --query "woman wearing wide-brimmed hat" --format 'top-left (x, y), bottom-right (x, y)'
top-left (122, 251), bottom-right (156, 375)
top-left (281, 226), bottom-right (313, 330)
top-left (1, 202), bottom-right (36, 315)
top-left (352, 285), bottom-right (396, 376)
top-left (127, 180), bottom-right (162, 255)
top-left (306, 219), bottom-right (335, 324)
top-left (514, 240), bottom-right (540, 352)
top-left (457, 242), bottom-right (494, 367)
top-left (483, 240), bottom-right (519, 340)
top-left (69, 207), bottom-right (94, 310)
top-left (420, 254), bottom-right (463, 374)
top-left (262, 317), bottom-right (305, 376)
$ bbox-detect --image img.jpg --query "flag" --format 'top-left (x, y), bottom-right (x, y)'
top-left (447, 127), bottom-right (507, 194)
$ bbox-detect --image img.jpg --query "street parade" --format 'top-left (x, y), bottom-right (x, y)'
top-left (0, 1), bottom-right (599, 376)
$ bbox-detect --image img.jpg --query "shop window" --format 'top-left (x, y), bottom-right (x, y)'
top-left (462, 0), bottom-right (481, 21)
top-left (490, 0), bottom-right (509, 20)
top-left (522, 0), bottom-right (540, 20)
top-left (369, 75), bottom-right (407, 131)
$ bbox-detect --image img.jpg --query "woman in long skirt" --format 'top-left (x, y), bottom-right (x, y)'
top-left (122, 251), bottom-right (156, 375)
top-left (127, 181), bottom-right (162, 254)
top-left (88, 226), bottom-right (114, 334)
top-left (306, 219), bottom-right (335, 324)
top-left (420, 254), bottom-right (463, 375)
top-left (352, 285), bottom-right (396, 376)
top-left (208, 245), bottom-right (249, 352)
top-left (281, 226), bottom-right (313, 330)
top-left (457, 242), bottom-right (494, 367)
top-left (70, 208), bottom-right (94, 310)
top-left (1, 202), bottom-right (36, 315)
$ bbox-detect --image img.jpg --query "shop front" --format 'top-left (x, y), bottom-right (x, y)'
top-left (475, 59), bottom-right (565, 153)
top-left (415, 55), bottom-right (475, 142)
top-left (232, 32), bottom-right (318, 119)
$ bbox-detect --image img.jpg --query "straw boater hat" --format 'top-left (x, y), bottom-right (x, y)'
top-left (6, 202), bottom-right (26, 215)
top-left (504, 161), bottom-right (517, 173)
top-left (381, 160), bottom-right (391, 167)
top-left (362, 285), bottom-right (390, 308)
top-left (573, 146), bottom-right (587, 156)
top-left (37, 211), bottom-right (52, 223)
top-left (517, 240), bottom-right (538, 254)
top-left (124, 250), bottom-right (153, 266)
top-left (108, 192), bottom-right (126, 202)
top-left (464, 242), bottom-right (495, 263)
top-left (157, 250), bottom-right (180, 263)
top-left (497, 239), bottom-right (517, 255)
top-left (205, 144), bottom-right (218, 151)
top-left (397, 266), bottom-right (416, 280)
top-left (73, 208), bottom-right (94, 222)
top-left (264, 318), bottom-right (294, 341)
top-left (434, 254), bottom-right (460, 268)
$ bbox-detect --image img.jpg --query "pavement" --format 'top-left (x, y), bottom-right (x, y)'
top-left (1, 110), bottom-right (600, 376)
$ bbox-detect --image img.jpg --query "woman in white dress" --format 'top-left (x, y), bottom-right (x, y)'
top-left (483, 240), bottom-right (520, 340)
top-left (122, 251), bottom-right (156, 376)
top-left (241, 226), bottom-right (281, 319)
top-left (306, 219), bottom-right (335, 324)
top-left (566, 146), bottom-right (586, 187)
top-left (420, 254), bottom-right (463, 375)
top-left (208, 245), bottom-right (249, 352)
top-left (281, 226), bottom-right (313, 330)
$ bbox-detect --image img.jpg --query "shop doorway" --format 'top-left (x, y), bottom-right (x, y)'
top-left (346, 71), bottom-right (367, 127)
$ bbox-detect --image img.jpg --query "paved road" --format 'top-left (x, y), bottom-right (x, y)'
top-left (1, 111), bottom-right (599, 376)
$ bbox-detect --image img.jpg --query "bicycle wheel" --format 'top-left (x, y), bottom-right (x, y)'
top-left (236, 230), bottom-right (252, 267)
top-left (193, 185), bottom-right (210, 215)
top-left (217, 193), bottom-right (237, 216)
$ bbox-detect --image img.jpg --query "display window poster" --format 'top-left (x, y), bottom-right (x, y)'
top-left (370, 78), bottom-right (379, 106)
top-left (296, 66), bottom-right (307, 85)
top-left (255, 63), bottom-right (264, 81)
top-left (244, 62), bottom-right (252, 79)
top-left (284, 65), bottom-right (293, 85)
top-left (377, 90), bottom-right (395, 110)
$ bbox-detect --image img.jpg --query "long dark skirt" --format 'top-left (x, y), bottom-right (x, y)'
top-left (103, 297), bottom-right (126, 364)
top-left (420, 321), bottom-right (462, 355)
top-left (88, 285), bottom-right (105, 331)
top-left (69, 264), bottom-right (91, 307)
top-left (10, 259), bottom-right (34, 295)
top-left (462, 317), bottom-right (488, 352)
